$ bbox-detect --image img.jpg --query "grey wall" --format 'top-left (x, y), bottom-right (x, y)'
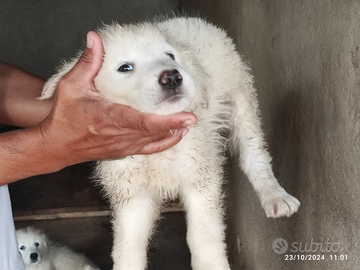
top-left (0, 0), bottom-right (179, 79)
top-left (181, 0), bottom-right (360, 269)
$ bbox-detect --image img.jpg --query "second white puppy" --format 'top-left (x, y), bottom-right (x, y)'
top-left (16, 227), bottom-right (99, 270)
top-left (40, 17), bottom-right (300, 270)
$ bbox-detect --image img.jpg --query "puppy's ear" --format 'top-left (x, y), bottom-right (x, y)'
top-left (42, 238), bottom-right (48, 250)
top-left (38, 57), bottom-right (78, 100)
top-left (39, 234), bottom-right (48, 251)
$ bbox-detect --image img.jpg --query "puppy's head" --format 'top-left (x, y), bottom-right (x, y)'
top-left (16, 227), bottom-right (47, 266)
top-left (95, 23), bottom-right (198, 115)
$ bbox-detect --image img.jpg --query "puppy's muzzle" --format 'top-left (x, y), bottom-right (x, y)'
top-left (159, 69), bottom-right (183, 92)
top-left (30, 252), bottom-right (39, 263)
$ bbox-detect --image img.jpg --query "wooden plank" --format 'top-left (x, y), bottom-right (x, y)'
top-left (13, 203), bottom-right (183, 222)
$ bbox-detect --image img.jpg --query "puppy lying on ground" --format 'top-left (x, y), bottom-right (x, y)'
top-left (40, 17), bottom-right (300, 270)
top-left (16, 227), bottom-right (99, 270)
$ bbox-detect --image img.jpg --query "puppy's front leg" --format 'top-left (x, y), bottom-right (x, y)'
top-left (111, 193), bottom-right (161, 270)
top-left (239, 126), bottom-right (300, 218)
top-left (230, 86), bottom-right (300, 218)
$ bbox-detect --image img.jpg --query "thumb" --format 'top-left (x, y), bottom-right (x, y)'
top-left (66, 31), bottom-right (104, 89)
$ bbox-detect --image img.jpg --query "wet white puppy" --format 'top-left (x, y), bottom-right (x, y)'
top-left (40, 17), bottom-right (300, 270)
top-left (16, 227), bottom-right (99, 270)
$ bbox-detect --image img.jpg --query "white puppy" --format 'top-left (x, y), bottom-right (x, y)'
top-left (16, 227), bottom-right (99, 270)
top-left (40, 17), bottom-right (300, 270)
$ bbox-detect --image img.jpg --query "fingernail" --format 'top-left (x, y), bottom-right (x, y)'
top-left (183, 118), bottom-right (197, 127)
top-left (181, 128), bottom-right (189, 138)
top-left (87, 32), bottom-right (94, 49)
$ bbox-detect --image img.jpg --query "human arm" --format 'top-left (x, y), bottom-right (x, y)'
top-left (0, 62), bottom-right (51, 127)
top-left (0, 31), bottom-right (197, 185)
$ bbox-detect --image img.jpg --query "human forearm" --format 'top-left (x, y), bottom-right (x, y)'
top-left (0, 61), bottom-right (52, 127)
top-left (0, 127), bottom-right (66, 185)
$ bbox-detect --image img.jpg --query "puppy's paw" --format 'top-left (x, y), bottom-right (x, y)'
top-left (262, 189), bottom-right (300, 218)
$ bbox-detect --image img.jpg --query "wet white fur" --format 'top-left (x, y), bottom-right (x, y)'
top-left (16, 227), bottom-right (99, 270)
top-left (40, 17), bottom-right (300, 270)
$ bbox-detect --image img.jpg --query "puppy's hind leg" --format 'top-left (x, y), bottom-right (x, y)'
top-left (229, 73), bottom-right (300, 218)
top-left (181, 184), bottom-right (230, 270)
top-left (111, 192), bottom-right (161, 270)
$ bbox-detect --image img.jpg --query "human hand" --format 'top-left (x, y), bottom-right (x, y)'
top-left (38, 31), bottom-right (197, 168)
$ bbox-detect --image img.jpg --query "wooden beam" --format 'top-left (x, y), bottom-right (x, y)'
top-left (13, 203), bottom-right (183, 222)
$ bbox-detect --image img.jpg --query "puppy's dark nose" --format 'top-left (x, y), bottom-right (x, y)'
top-left (30, 252), bottom-right (38, 260)
top-left (159, 69), bottom-right (182, 91)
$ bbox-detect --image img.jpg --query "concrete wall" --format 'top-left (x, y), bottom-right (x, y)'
top-left (0, 0), bottom-right (179, 79)
top-left (181, 1), bottom-right (360, 269)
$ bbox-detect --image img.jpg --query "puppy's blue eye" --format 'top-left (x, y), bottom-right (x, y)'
top-left (20, 246), bottom-right (25, 250)
top-left (34, 242), bottom-right (39, 247)
top-left (118, 64), bottom-right (134, 72)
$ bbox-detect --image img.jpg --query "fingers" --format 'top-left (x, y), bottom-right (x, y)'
top-left (118, 105), bottom-right (198, 132)
top-left (61, 31), bottom-right (104, 95)
top-left (139, 127), bottom-right (189, 155)
top-left (141, 112), bottom-right (198, 132)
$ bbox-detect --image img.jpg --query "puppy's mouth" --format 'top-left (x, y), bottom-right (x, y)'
top-left (150, 93), bottom-right (188, 114)
top-left (30, 252), bottom-right (41, 265)
top-left (157, 69), bottom-right (187, 108)
top-left (163, 94), bottom-right (186, 103)
top-left (142, 69), bottom-right (191, 114)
